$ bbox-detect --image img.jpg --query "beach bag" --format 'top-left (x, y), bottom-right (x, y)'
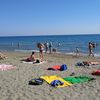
top-left (29, 78), bottom-right (44, 85)
top-left (60, 64), bottom-right (67, 71)
top-left (76, 62), bottom-right (84, 66)
top-left (92, 70), bottom-right (100, 76)
top-left (50, 80), bottom-right (64, 87)
top-left (83, 61), bottom-right (90, 66)
top-left (36, 59), bottom-right (40, 63)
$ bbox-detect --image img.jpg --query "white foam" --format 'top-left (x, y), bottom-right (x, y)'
top-left (14, 49), bottom-right (39, 52)
top-left (14, 49), bottom-right (100, 57)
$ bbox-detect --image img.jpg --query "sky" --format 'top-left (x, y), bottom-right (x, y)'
top-left (0, 0), bottom-right (100, 36)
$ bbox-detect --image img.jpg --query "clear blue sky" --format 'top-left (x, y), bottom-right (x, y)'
top-left (0, 0), bottom-right (100, 36)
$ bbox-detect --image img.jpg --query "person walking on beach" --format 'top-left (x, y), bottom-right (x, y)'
top-left (88, 42), bottom-right (95, 57)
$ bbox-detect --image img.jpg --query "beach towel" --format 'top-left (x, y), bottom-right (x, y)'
top-left (22, 61), bottom-right (33, 64)
top-left (22, 61), bottom-right (46, 65)
top-left (40, 75), bottom-right (72, 87)
top-left (0, 64), bottom-right (16, 71)
top-left (63, 76), bottom-right (94, 84)
top-left (92, 70), bottom-right (100, 76)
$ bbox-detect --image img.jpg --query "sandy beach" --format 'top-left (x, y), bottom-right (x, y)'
top-left (0, 51), bottom-right (100, 100)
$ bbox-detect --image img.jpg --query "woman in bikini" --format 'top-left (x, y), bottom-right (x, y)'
top-left (39, 44), bottom-right (44, 62)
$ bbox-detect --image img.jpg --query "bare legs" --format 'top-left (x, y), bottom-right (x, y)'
top-left (89, 49), bottom-right (94, 57)
top-left (39, 52), bottom-right (43, 62)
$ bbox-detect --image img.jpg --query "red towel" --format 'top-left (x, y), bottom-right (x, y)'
top-left (52, 65), bottom-right (61, 70)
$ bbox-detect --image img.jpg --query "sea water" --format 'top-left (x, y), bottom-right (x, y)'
top-left (0, 34), bottom-right (100, 56)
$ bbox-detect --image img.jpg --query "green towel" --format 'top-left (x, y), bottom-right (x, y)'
top-left (63, 76), bottom-right (93, 84)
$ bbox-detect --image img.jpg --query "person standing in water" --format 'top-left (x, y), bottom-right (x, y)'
top-left (49, 42), bottom-right (53, 54)
top-left (44, 42), bottom-right (49, 53)
top-left (75, 47), bottom-right (80, 56)
top-left (88, 42), bottom-right (95, 57)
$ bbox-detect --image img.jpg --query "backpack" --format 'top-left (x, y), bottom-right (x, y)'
top-left (29, 78), bottom-right (44, 85)
top-left (76, 62), bottom-right (84, 66)
top-left (60, 64), bottom-right (67, 71)
top-left (50, 80), bottom-right (64, 87)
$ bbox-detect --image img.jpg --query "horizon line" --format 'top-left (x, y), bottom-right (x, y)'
top-left (0, 33), bottom-right (100, 37)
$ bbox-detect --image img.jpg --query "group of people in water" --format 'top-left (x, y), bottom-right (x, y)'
top-left (27, 41), bottom-right (97, 63)
top-left (75, 41), bottom-right (97, 57)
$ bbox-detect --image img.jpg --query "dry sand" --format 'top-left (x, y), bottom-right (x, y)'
top-left (0, 52), bottom-right (100, 100)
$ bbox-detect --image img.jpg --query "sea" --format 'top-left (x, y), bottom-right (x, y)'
top-left (0, 34), bottom-right (100, 57)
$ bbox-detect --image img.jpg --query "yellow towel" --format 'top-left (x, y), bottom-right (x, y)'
top-left (40, 75), bottom-right (72, 87)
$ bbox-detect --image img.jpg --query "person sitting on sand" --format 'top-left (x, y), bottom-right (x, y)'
top-left (26, 51), bottom-right (40, 63)
top-left (21, 51), bottom-right (40, 63)
top-left (27, 51), bottom-right (36, 62)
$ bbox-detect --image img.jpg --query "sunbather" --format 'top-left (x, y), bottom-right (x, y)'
top-left (27, 51), bottom-right (36, 62)
top-left (25, 51), bottom-right (40, 63)
top-left (0, 53), bottom-right (7, 60)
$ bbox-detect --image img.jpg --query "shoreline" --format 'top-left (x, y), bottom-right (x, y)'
top-left (4, 49), bottom-right (100, 58)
